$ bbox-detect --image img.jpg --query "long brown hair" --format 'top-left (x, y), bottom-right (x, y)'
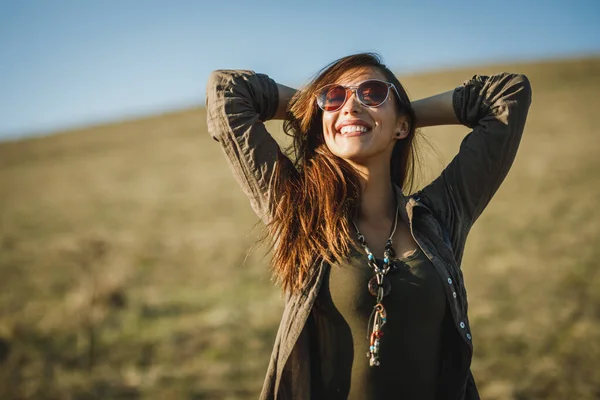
top-left (268, 53), bottom-right (420, 294)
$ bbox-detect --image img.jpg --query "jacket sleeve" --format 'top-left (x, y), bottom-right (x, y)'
top-left (205, 70), bottom-right (293, 222)
top-left (419, 73), bottom-right (532, 260)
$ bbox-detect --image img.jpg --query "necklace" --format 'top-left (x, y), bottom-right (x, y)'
top-left (352, 201), bottom-right (400, 367)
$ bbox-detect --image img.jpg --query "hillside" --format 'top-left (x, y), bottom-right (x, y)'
top-left (1, 56), bottom-right (599, 399)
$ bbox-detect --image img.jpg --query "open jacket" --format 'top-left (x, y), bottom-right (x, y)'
top-left (206, 69), bottom-right (532, 399)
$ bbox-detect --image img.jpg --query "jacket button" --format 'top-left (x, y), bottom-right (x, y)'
top-left (453, 292), bottom-right (457, 299)
top-left (466, 333), bottom-right (472, 340)
top-left (460, 321), bottom-right (466, 329)
top-left (447, 278), bottom-right (453, 284)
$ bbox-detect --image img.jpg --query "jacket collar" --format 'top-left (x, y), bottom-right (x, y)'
top-left (393, 183), bottom-right (421, 225)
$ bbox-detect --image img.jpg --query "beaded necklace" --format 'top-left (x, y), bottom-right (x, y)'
top-left (352, 200), bottom-right (400, 367)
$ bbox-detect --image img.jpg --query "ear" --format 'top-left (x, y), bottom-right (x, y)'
top-left (394, 116), bottom-right (410, 140)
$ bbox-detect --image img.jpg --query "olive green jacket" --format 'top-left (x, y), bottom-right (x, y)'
top-left (206, 68), bottom-right (532, 399)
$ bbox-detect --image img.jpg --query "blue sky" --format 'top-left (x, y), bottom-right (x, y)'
top-left (1, 0), bottom-right (599, 140)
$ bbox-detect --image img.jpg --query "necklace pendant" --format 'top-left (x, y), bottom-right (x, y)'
top-left (368, 353), bottom-right (380, 367)
top-left (368, 276), bottom-right (391, 297)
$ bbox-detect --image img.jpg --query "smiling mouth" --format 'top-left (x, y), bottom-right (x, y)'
top-left (337, 125), bottom-right (372, 137)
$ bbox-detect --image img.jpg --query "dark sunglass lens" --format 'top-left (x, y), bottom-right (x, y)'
top-left (318, 85), bottom-right (346, 111)
top-left (358, 81), bottom-right (389, 106)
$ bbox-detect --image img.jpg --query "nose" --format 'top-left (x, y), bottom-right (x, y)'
top-left (341, 89), bottom-right (362, 114)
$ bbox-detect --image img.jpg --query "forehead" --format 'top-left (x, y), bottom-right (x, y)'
top-left (335, 67), bottom-right (387, 85)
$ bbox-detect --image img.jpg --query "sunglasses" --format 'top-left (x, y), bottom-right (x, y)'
top-left (315, 79), bottom-right (400, 112)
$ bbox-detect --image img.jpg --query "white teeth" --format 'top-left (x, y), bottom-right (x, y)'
top-left (340, 125), bottom-right (369, 134)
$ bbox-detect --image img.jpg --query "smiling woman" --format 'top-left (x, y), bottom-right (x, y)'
top-left (205, 53), bottom-right (532, 399)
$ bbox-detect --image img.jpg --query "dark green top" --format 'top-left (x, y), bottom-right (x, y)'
top-left (310, 244), bottom-right (448, 399)
top-left (207, 70), bottom-right (532, 399)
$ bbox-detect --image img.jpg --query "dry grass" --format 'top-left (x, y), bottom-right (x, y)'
top-left (0, 56), bottom-right (599, 399)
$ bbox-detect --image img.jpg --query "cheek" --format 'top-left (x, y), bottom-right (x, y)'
top-left (375, 109), bottom-right (398, 136)
top-left (321, 117), bottom-right (348, 157)
top-left (322, 114), bottom-right (335, 133)
top-left (321, 116), bottom-right (338, 145)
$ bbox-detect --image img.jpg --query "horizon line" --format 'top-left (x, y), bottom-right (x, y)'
top-left (2, 52), bottom-right (598, 144)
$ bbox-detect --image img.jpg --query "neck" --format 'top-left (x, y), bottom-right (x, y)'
top-left (350, 160), bottom-right (396, 225)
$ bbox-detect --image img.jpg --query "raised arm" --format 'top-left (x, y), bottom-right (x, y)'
top-left (415, 73), bottom-right (532, 261)
top-left (205, 70), bottom-right (296, 222)
top-left (412, 89), bottom-right (460, 128)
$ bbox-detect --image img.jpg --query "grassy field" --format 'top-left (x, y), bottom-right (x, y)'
top-left (1, 56), bottom-right (599, 399)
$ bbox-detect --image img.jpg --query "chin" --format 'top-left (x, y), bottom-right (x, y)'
top-left (334, 151), bottom-right (373, 165)
top-left (330, 134), bottom-right (384, 158)
top-left (333, 144), bottom-right (393, 167)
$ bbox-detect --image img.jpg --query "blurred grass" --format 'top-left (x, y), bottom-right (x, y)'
top-left (0, 56), bottom-right (599, 399)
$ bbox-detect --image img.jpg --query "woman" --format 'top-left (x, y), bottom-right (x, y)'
top-left (206, 53), bottom-right (531, 399)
